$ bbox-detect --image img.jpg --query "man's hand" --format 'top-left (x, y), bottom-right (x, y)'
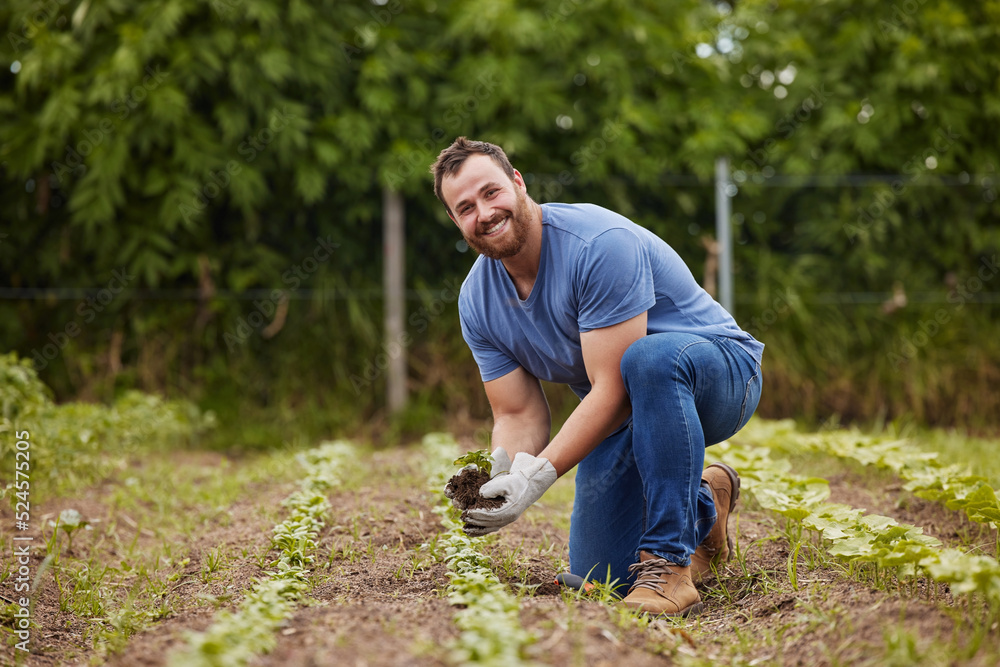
top-left (444, 447), bottom-right (512, 510)
top-left (461, 452), bottom-right (557, 536)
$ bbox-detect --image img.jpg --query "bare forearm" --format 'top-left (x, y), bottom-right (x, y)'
top-left (540, 385), bottom-right (631, 476)
top-left (492, 411), bottom-right (550, 459)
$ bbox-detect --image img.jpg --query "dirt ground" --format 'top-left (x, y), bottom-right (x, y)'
top-left (4, 442), bottom-right (1000, 666)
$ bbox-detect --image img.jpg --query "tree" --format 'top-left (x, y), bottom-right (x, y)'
top-left (1, 0), bottom-right (997, 428)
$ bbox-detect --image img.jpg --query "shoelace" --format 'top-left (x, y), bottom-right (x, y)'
top-left (626, 557), bottom-right (678, 593)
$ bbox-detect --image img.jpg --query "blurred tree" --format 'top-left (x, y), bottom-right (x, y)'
top-left (0, 0), bottom-right (997, 430)
top-left (718, 0), bottom-right (1000, 424)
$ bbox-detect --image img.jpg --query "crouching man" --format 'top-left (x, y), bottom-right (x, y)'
top-left (433, 137), bottom-right (762, 616)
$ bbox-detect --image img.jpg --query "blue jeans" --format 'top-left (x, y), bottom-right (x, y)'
top-left (568, 333), bottom-right (762, 587)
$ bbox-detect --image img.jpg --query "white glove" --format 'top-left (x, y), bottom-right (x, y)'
top-left (444, 447), bottom-right (512, 510)
top-left (462, 452), bottom-right (557, 536)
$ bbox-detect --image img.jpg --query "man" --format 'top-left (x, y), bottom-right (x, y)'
top-left (432, 137), bottom-right (763, 617)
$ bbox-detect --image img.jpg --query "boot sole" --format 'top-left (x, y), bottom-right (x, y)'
top-left (705, 462), bottom-right (740, 561)
top-left (623, 600), bottom-right (706, 618)
top-left (673, 601), bottom-right (705, 618)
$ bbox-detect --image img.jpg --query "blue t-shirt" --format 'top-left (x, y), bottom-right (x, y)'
top-left (458, 203), bottom-right (764, 399)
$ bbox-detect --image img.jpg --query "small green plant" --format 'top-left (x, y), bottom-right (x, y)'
top-left (492, 542), bottom-right (528, 583)
top-left (200, 547), bottom-right (228, 583)
top-left (252, 546), bottom-right (272, 569)
top-left (453, 449), bottom-right (493, 476)
top-left (50, 509), bottom-right (91, 554)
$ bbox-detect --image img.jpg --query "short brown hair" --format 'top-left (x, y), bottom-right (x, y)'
top-left (430, 137), bottom-right (517, 211)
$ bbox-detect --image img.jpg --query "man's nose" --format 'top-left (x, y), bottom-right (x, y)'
top-left (476, 202), bottom-right (494, 223)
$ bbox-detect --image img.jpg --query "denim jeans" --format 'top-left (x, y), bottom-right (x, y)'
top-left (568, 333), bottom-right (762, 587)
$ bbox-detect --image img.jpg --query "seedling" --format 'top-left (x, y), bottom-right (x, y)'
top-left (448, 450), bottom-right (506, 517)
top-left (49, 509), bottom-right (91, 554)
top-left (714, 438), bottom-right (1000, 611)
top-left (454, 449), bottom-right (493, 476)
top-left (494, 542), bottom-right (528, 583)
top-left (200, 547), bottom-right (228, 583)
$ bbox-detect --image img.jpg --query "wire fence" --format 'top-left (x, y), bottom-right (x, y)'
top-left (4, 287), bottom-right (999, 304)
top-left (4, 171), bottom-right (995, 307)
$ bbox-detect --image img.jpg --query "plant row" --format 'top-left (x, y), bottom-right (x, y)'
top-left (421, 433), bottom-right (533, 666)
top-left (710, 439), bottom-right (1000, 609)
top-left (741, 420), bottom-right (1000, 549)
top-left (169, 441), bottom-right (357, 666)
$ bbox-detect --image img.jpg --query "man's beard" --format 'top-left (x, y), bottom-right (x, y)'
top-left (462, 190), bottom-right (531, 260)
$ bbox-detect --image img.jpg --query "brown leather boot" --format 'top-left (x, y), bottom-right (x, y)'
top-left (621, 551), bottom-right (704, 617)
top-left (691, 462), bottom-right (740, 583)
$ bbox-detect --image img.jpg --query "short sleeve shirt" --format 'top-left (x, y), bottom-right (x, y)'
top-left (458, 203), bottom-right (764, 399)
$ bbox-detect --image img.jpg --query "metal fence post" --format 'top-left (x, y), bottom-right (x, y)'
top-left (715, 157), bottom-right (734, 315)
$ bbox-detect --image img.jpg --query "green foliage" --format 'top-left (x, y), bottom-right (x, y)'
top-left (721, 0), bottom-right (1000, 427)
top-left (0, 352), bottom-right (213, 502)
top-left (0, 0), bottom-right (997, 431)
top-left (715, 425), bottom-right (1000, 609)
top-left (0, 352), bottom-right (53, 418)
top-left (454, 448), bottom-right (493, 476)
top-left (742, 419), bottom-right (1000, 550)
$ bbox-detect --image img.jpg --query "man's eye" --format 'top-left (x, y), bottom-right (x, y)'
top-left (486, 189), bottom-right (497, 197)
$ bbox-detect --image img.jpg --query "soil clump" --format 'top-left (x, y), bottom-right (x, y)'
top-left (448, 467), bottom-right (506, 510)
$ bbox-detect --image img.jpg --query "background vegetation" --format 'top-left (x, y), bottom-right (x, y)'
top-left (1, 0), bottom-right (998, 446)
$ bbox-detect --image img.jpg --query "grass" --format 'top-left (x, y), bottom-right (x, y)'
top-left (107, 448), bottom-right (302, 539)
top-left (199, 547), bottom-right (230, 584)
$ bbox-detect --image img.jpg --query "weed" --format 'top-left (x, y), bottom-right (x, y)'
top-left (200, 547), bottom-right (228, 584)
top-left (69, 562), bottom-right (111, 618)
top-left (252, 546), bottom-right (272, 570)
top-left (493, 541), bottom-right (529, 584)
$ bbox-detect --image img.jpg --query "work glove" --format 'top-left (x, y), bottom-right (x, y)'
top-left (462, 452), bottom-right (558, 537)
top-left (444, 447), bottom-right (512, 510)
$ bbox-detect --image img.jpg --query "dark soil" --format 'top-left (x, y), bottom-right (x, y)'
top-left (447, 467), bottom-right (506, 510)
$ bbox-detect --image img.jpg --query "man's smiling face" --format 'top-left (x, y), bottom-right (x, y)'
top-left (441, 154), bottom-right (532, 260)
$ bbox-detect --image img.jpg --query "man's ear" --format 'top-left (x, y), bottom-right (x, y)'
top-left (512, 169), bottom-right (527, 192)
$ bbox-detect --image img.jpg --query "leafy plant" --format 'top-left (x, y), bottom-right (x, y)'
top-left (49, 509), bottom-right (90, 554)
top-left (742, 420), bottom-right (1000, 554)
top-left (0, 353), bottom-right (214, 503)
top-left (454, 449), bottom-right (493, 477)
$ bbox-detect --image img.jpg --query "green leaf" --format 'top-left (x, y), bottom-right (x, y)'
top-left (453, 450), bottom-right (492, 476)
